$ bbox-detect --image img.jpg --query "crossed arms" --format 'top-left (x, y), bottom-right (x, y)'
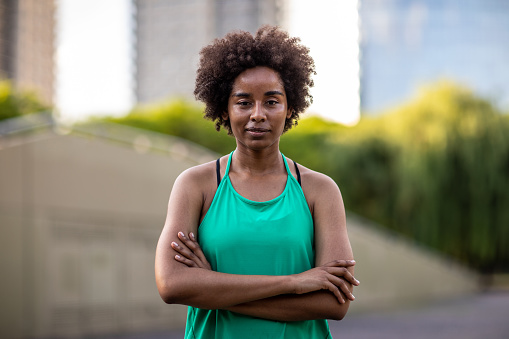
top-left (155, 164), bottom-right (359, 322)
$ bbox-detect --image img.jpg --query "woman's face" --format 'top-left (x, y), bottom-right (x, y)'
top-left (224, 66), bottom-right (292, 151)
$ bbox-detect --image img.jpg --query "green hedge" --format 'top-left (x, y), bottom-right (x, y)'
top-left (95, 98), bottom-right (236, 153)
top-left (0, 80), bottom-right (50, 121)
top-left (282, 82), bottom-right (509, 273)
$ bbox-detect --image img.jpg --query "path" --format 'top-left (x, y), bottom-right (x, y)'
top-left (99, 291), bottom-right (509, 339)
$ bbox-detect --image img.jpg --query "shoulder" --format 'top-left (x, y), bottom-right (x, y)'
top-left (176, 160), bottom-right (216, 186)
top-left (171, 158), bottom-right (219, 199)
top-left (172, 154), bottom-right (231, 198)
top-left (295, 162), bottom-right (341, 196)
top-left (289, 160), bottom-right (343, 214)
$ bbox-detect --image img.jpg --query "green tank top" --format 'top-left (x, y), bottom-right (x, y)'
top-left (185, 151), bottom-right (332, 338)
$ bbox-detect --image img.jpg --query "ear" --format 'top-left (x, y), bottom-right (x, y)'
top-left (286, 107), bottom-right (294, 119)
top-left (222, 111), bottom-right (229, 121)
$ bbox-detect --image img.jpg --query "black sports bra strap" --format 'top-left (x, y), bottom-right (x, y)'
top-left (293, 160), bottom-right (302, 186)
top-left (216, 158), bottom-right (221, 187)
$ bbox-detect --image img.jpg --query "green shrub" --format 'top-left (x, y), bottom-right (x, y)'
top-left (0, 80), bottom-right (50, 121)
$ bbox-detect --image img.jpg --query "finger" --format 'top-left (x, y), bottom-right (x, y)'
top-left (179, 231), bottom-right (211, 269)
top-left (178, 232), bottom-right (202, 255)
top-left (324, 281), bottom-right (345, 304)
top-left (340, 270), bottom-right (360, 286)
top-left (327, 267), bottom-right (360, 286)
top-left (171, 241), bottom-right (198, 261)
top-left (174, 235), bottom-right (199, 259)
top-left (323, 259), bottom-right (356, 268)
top-left (328, 275), bottom-right (356, 301)
top-left (178, 232), bottom-right (208, 264)
top-left (174, 254), bottom-right (198, 267)
top-left (178, 231), bottom-right (192, 244)
top-left (173, 236), bottom-right (211, 270)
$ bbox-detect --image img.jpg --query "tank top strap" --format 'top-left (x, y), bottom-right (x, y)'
top-left (224, 151), bottom-right (234, 176)
top-left (281, 153), bottom-right (291, 175)
top-left (282, 153), bottom-right (302, 186)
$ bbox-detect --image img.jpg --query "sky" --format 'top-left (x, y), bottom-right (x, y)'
top-left (288, 1), bottom-right (360, 125)
top-left (56, 0), bottom-right (133, 121)
top-left (56, 0), bottom-right (360, 125)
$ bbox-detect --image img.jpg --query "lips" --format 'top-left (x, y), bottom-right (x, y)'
top-left (246, 128), bottom-right (269, 132)
top-left (245, 127), bottom-right (270, 137)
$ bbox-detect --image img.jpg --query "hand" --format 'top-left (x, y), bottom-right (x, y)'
top-left (292, 260), bottom-right (359, 304)
top-left (171, 231), bottom-right (212, 270)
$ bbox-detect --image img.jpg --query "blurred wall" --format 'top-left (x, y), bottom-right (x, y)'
top-left (348, 214), bottom-right (479, 314)
top-left (0, 123), bottom-right (215, 338)
top-left (0, 120), bottom-right (479, 338)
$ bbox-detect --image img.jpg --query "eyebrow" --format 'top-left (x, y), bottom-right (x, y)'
top-left (231, 90), bottom-right (285, 97)
top-left (231, 92), bottom-right (250, 98)
top-left (265, 90), bottom-right (285, 97)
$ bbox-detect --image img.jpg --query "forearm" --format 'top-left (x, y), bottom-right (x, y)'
top-left (160, 231), bottom-right (358, 312)
top-left (158, 266), bottom-right (295, 309)
top-left (225, 290), bottom-right (351, 322)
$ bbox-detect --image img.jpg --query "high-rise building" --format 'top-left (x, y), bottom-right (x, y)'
top-left (0, 0), bottom-right (55, 105)
top-left (359, 0), bottom-right (509, 113)
top-left (134, 0), bottom-right (287, 104)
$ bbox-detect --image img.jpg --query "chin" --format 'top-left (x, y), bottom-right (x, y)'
top-left (240, 139), bottom-right (279, 151)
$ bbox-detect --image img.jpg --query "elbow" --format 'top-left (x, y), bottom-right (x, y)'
top-left (160, 291), bottom-right (177, 305)
top-left (330, 311), bottom-right (346, 321)
top-left (328, 301), bottom-right (350, 321)
top-left (156, 277), bottom-right (184, 305)
top-left (155, 269), bottom-right (206, 307)
top-left (157, 282), bottom-right (177, 304)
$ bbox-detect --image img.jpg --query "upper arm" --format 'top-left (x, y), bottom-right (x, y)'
top-left (155, 167), bottom-right (207, 298)
top-left (304, 172), bottom-right (353, 266)
top-left (304, 171), bottom-right (355, 319)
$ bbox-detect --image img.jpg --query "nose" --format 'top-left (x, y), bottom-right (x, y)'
top-left (250, 102), bottom-right (266, 122)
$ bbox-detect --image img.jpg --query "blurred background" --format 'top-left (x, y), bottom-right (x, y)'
top-left (1, 0), bottom-right (508, 338)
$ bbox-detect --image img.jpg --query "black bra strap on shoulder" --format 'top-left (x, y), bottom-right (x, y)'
top-left (293, 160), bottom-right (302, 186)
top-left (216, 158), bottom-right (221, 187)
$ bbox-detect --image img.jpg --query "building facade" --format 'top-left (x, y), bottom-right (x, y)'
top-left (0, 115), bottom-right (216, 338)
top-left (359, 0), bottom-right (509, 113)
top-left (0, 0), bottom-right (55, 105)
top-left (134, 0), bottom-right (287, 104)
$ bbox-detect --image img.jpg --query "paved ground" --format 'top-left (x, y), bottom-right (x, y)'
top-left (328, 291), bottom-right (509, 339)
top-left (101, 291), bottom-right (509, 339)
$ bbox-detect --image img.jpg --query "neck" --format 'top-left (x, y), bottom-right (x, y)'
top-left (232, 143), bottom-right (284, 175)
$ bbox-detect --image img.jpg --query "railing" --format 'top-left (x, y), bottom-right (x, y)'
top-left (0, 112), bottom-right (218, 164)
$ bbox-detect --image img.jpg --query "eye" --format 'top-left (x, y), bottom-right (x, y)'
top-left (237, 101), bottom-right (251, 106)
top-left (267, 100), bottom-right (278, 106)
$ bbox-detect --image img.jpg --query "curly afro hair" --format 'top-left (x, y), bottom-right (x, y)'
top-left (194, 25), bottom-right (316, 134)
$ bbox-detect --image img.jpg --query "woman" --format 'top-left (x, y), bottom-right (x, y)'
top-left (155, 25), bottom-right (359, 338)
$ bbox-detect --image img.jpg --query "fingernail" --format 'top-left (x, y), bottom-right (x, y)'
top-left (190, 232), bottom-right (195, 240)
top-left (171, 241), bottom-right (178, 247)
top-left (178, 231), bottom-right (185, 237)
top-left (355, 279), bottom-right (360, 285)
top-left (351, 294), bottom-right (355, 300)
top-left (175, 255), bottom-right (181, 259)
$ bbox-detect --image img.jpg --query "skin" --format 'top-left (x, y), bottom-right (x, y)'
top-left (155, 66), bottom-right (358, 322)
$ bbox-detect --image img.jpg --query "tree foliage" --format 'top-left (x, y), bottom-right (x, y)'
top-left (282, 82), bottom-right (509, 273)
top-left (0, 80), bottom-right (50, 121)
